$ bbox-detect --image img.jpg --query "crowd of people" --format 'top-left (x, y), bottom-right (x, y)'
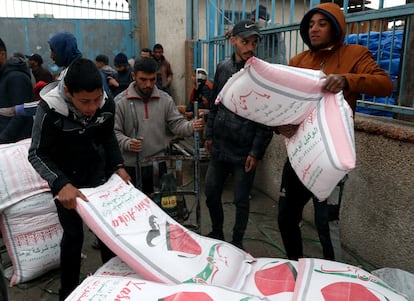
top-left (0, 2), bottom-right (394, 300)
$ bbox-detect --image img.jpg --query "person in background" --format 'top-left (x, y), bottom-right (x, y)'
top-left (95, 54), bottom-right (116, 98)
top-left (0, 38), bottom-right (34, 143)
top-left (275, 3), bottom-right (393, 261)
top-left (110, 52), bottom-right (133, 97)
top-left (28, 58), bottom-right (130, 300)
top-left (140, 47), bottom-right (152, 58)
top-left (114, 57), bottom-right (204, 193)
top-left (48, 32), bottom-right (82, 80)
top-left (152, 43), bottom-right (173, 95)
top-left (252, 4), bottom-right (287, 64)
top-left (95, 54), bottom-right (117, 78)
top-left (203, 20), bottom-right (273, 250)
top-left (184, 68), bottom-right (213, 120)
top-left (28, 53), bottom-right (53, 83)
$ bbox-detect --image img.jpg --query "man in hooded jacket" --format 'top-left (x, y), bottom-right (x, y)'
top-left (48, 32), bottom-right (82, 80)
top-left (275, 3), bottom-right (393, 261)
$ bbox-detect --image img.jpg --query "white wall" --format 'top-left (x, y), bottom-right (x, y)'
top-left (153, 0), bottom-right (187, 104)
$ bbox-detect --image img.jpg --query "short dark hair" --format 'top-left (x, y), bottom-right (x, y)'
top-left (153, 44), bottom-right (163, 51)
top-left (0, 38), bottom-right (6, 52)
top-left (95, 54), bottom-right (109, 65)
top-left (133, 57), bottom-right (157, 73)
top-left (64, 58), bottom-right (103, 94)
top-left (141, 48), bottom-right (152, 54)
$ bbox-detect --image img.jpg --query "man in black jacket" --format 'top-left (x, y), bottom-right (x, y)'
top-left (28, 58), bottom-right (130, 300)
top-left (0, 38), bottom-right (34, 143)
top-left (204, 20), bottom-right (273, 250)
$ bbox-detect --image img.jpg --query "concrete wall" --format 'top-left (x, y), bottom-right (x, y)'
top-left (152, 0), bottom-right (187, 105)
top-left (254, 113), bottom-right (414, 273)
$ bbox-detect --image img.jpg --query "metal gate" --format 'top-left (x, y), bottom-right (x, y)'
top-left (0, 0), bottom-right (136, 76)
top-left (192, 0), bottom-right (414, 118)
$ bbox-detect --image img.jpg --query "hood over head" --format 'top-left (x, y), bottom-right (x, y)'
top-left (299, 3), bottom-right (346, 51)
top-left (48, 32), bottom-right (82, 67)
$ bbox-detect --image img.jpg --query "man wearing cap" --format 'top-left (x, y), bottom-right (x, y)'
top-left (28, 53), bottom-right (53, 83)
top-left (110, 52), bottom-right (133, 97)
top-left (203, 20), bottom-right (273, 250)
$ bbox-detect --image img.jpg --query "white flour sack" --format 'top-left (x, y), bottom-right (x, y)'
top-left (293, 258), bottom-right (408, 301)
top-left (94, 256), bottom-right (141, 279)
top-left (0, 139), bottom-right (49, 211)
top-left (215, 56), bottom-right (325, 126)
top-left (241, 257), bottom-right (298, 301)
top-left (0, 192), bottom-right (62, 286)
top-left (285, 92), bottom-right (356, 200)
top-left (66, 275), bottom-right (268, 301)
top-left (76, 175), bottom-right (254, 289)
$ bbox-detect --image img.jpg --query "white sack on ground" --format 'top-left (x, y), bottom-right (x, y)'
top-left (241, 257), bottom-right (298, 301)
top-left (0, 139), bottom-right (49, 211)
top-left (293, 258), bottom-right (408, 301)
top-left (76, 174), bottom-right (254, 289)
top-left (94, 256), bottom-right (141, 279)
top-left (65, 275), bottom-right (269, 301)
top-left (0, 192), bottom-right (62, 286)
top-left (285, 92), bottom-right (356, 200)
top-left (215, 56), bottom-right (325, 126)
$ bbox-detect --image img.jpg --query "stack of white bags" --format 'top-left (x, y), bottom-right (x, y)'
top-left (0, 58), bottom-right (409, 300)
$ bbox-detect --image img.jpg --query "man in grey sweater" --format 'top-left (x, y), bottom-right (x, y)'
top-left (114, 57), bottom-right (204, 193)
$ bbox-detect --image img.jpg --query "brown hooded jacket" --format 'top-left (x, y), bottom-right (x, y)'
top-left (290, 2), bottom-right (394, 112)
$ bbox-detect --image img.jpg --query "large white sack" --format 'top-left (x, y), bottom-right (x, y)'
top-left (216, 56), bottom-right (325, 126)
top-left (0, 192), bottom-right (62, 286)
top-left (76, 174), bottom-right (254, 289)
top-left (0, 139), bottom-right (49, 211)
top-left (285, 92), bottom-right (355, 200)
top-left (94, 256), bottom-right (141, 279)
top-left (241, 257), bottom-right (298, 301)
top-left (293, 258), bottom-right (408, 301)
top-left (65, 275), bottom-right (269, 301)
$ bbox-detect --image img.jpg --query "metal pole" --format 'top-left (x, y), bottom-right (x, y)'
top-left (193, 100), bottom-right (201, 232)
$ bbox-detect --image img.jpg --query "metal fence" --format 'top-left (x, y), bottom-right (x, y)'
top-left (194, 0), bottom-right (414, 118)
top-left (1, 0), bottom-right (130, 20)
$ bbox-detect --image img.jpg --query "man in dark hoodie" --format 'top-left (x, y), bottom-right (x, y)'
top-left (0, 38), bottom-right (34, 143)
top-left (204, 20), bottom-right (273, 250)
top-left (48, 32), bottom-right (82, 80)
top-left (275, 3), bottom-right (393, 261)
top-left (28, 58), bottom-right (130, 300)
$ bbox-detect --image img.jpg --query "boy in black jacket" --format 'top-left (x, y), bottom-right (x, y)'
top-left (28, 58), bottom-right (130, 300)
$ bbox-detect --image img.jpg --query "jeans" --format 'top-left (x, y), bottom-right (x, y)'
top-left (204, 158), bottom-right (255, 243)
top-left (125, 161), bottom-right (167, 194)
top-left (278, 159), bottom-right (345, 261)
top-left (54, 199), bottom-right (115, 300)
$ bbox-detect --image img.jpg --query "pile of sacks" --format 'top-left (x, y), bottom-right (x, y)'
top-left (65, 174), bottom-right (408, 300)
top-left (0, 59), bottom-right (408, 300)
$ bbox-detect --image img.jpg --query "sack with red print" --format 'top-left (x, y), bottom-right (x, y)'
top-left (293, 258), bottom-right (408, 301)
top-left (0, 139), bottom-right (49, 211)
top-left (76, 174), bottom-right (254, 289)
top-left (215, 56), bottom-right (325, 126)
top-left (285, 92), bottom-right (355, 200)
top-left (66, 274), bottom-right (267, 301)
top-left (0, 192), bottom-right (62, 286)
top-left (241, 257), bottom-right (298, 301)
